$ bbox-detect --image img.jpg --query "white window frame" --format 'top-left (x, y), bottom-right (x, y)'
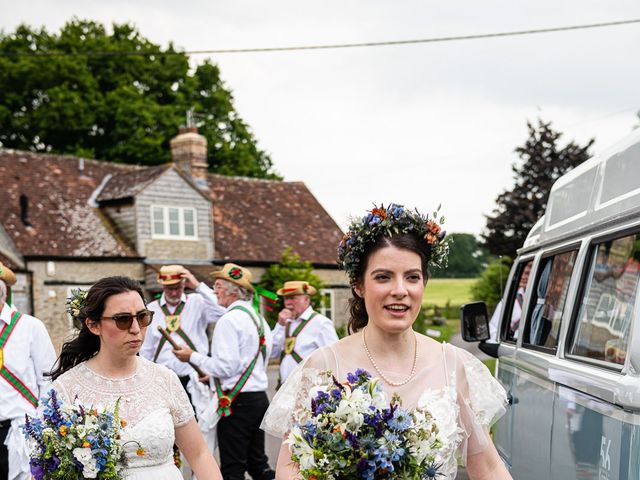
top-left (150, 205), bottom-right (199, 240)
top-left (319, 289), bottom-right (335, 320)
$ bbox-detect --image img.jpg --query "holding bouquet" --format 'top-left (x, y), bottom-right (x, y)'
top-left (287, 369), bottom-right (443, 480)
top-left (265, 203), bottom-right (510, 480)
top-left (22, 389), bottom-right (140, 480)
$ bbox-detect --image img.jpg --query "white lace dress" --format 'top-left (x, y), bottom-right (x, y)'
top-left (52, 357), bottom-right (194, 480)
top-left (262, 340), bottom-right (507, 480)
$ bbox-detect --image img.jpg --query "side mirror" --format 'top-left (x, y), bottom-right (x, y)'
top-left (460, 302), bottom-right (490, 342)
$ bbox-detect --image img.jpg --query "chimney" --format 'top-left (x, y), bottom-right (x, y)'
top-left (170, 127), bottom-right (209, 190)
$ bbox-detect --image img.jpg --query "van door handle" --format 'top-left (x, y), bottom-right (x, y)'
top-left (507, 393), bottom-right (518, 405)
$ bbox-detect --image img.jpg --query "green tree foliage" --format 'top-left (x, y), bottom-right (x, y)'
top-left (258, 247), bottom-right (325, 326)
top-left (0, 19), bottom-right (280, 179)
top-left (431, 233), bottom-right (491, 278)
top-left (482, 119), bottom-right (593, 257)
top-left (470, 257), bottom-right (512, 310)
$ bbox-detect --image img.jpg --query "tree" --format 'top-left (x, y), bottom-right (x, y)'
top-left (470, 257), bottom-right (512, 311)
top-left (258, 247), bottom-right (325, 327)
top-left (482, 119), bottom-right (593, 257)
top-left (431, 233), bottom-right (492, 278)
top-left (0, 19), bottom-right (280, 179)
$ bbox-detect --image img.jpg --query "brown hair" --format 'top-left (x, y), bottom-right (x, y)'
top-left (49, 276), bottom-right (145, 380)
top-left (348, 233), bottom-right (430, 333)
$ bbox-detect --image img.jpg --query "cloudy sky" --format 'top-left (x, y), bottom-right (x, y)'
top-left (3, 1), bottom-right (640, 235)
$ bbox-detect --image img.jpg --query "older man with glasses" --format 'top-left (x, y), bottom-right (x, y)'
top-left (140, 265), bottom-right (225, 395)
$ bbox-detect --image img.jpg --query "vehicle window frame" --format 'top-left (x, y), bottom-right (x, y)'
top-left (521, 245), bottom-right (580, 355)
top-left (500, 257), bottom-right (535, 344)
top-left (564, 227), bottom-right (640, 372)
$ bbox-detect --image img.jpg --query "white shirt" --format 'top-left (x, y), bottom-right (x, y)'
top-left (0, 303), bottom-right (56, 421)
top-left (140, 283), bottom-right (225, 377)
top-left (0, 303), bottom-right (56, 480)
top-left (271, 306), bottom-right (339, 382)
top-left (190, 300), bottom-right (273, 392)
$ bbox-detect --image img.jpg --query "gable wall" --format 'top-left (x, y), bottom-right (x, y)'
top-left (136, 169), bottom-right (213, 261)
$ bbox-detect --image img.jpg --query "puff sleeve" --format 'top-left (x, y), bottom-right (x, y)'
top-left (449, 345), bottom-right (507, 462)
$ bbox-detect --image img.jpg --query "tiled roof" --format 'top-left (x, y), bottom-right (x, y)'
top-left (0, 150), bottom-right (138, 258)
top-left (209, 174), bottom-right (343, 265)
top-left (0, 149), bottom-right (343, 265)
top-left (96, 164), bottom-right (170, 202)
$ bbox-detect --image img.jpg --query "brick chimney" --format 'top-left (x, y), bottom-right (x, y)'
top-left (170, 127), bottom-right (209, 190)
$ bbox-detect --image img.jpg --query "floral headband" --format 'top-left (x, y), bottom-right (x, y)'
top-left (66, 288), bottom-right (88, 319)
top-left (337, 203), bottom-right (449, 282)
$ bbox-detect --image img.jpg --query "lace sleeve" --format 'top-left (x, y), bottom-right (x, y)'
top-left (166, 369), bottom-right (195, 427)
top-left (261, 350), bottom-right (333, 438)
top-left (450, 346), bottom-right (507, 461)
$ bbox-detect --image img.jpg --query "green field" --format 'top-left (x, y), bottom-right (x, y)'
top-left (423, 278), bottom-right (476, 306)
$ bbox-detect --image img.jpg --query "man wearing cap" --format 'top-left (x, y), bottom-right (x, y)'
top-left (173, 263), bottom-right (274, 480)
top-left (271, 280), bottom-right (339, 387)
top-left (140, 265), bottom-right (225, 393)
top-left (0, 262), bottom-right (56, 480)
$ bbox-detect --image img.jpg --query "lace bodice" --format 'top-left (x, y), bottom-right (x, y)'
top-left (52, 357), bottom-right (194, 473)
top-left (262, 339), bottom-right (507, 480)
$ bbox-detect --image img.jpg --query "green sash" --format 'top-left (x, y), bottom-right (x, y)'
top-left (0, 311), bottom-right (38, 407)
top-left (214, 305), bottom-right (267, 417)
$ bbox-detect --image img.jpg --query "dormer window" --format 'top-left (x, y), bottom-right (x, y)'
top-left (151, 205), bottom-right (198, 240)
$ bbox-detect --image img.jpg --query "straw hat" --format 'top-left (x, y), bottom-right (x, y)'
top-left (0, 262), bottom-right (16, 287)
top-left (158, 265), bottom-right (185, 286)
top-left (276, 280), bottom-right (317, 297)
top-left (211, 263), bottom-right (254, 293)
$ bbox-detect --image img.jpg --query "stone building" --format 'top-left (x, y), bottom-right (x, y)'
top-left (0, 128), bottom-right (348, 348)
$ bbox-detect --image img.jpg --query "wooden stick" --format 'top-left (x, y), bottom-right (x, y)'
top-left (157, 326), bottom-right (207, 377)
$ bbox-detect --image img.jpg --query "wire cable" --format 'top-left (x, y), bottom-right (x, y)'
top-left (1, 18), bottom-right (639, 58)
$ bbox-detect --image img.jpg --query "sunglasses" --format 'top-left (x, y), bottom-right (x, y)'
top-left (101, 310), bottom-right (154, 330)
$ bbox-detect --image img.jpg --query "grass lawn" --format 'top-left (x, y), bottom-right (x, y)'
top-left (423, 278), bottom-right (476, 306)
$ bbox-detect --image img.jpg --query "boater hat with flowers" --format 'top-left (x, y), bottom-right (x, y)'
top-left (337, 203), bottom-right (450, 282)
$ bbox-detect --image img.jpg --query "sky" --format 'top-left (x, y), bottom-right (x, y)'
top-left (2, 1), bottom-right (640, 235)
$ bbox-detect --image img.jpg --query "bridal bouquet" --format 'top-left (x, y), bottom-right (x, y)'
top-left (22, 390), bottom-right (143, 480)
top-left (286, 369), bottom-right (444, 480)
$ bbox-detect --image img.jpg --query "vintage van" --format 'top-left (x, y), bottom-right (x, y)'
top-left (462, 128), bottom-right (640, 479)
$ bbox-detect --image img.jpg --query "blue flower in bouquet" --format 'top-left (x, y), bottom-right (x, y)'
top-left (388, 408), bottom-right (413, 432)
top-left (286, 369), bottom-right (445, 480)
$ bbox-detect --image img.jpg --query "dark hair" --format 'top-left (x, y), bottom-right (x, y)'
top-left (348, 233), bottom-right (430, 334)
top-left (49, 276), bottom-right (145, 381)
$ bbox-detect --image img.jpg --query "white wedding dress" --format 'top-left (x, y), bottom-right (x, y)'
top-left (52, 357), bottom-right (193, 479)
top-left (262, 340), bottom-right (507, 480)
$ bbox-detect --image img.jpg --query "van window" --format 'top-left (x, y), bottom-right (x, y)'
top-left (501, 260), bottom-right (533, 342)
top-left (523, 250), bottom-right (577, 350)
top-left (569, 233), bottom-right (640, 366)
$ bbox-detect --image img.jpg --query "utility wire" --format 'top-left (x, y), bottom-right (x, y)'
top-left (2, 18), bottom-right (640, 58)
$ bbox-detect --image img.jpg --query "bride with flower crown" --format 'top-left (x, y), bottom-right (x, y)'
top-left (263, 204), bottom-right (513, 480)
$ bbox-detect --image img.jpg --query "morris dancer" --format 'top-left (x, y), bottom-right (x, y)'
top-left (0, 262), bottom-right (56, 480)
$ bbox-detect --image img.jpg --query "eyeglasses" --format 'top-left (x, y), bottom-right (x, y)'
top-left (101, 310), bottom-right (154, 330)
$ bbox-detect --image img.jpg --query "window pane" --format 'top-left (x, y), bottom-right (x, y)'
top-left (321, 291), bottom-right (332, 319)
top-left (168, 208), bottom-right (180, 236)
top-left (524, 250), bottom-right (577, 350)
top-left (501, 260), bottom-right (533, 342)
top-left (570, 234), bottom-right (640, 365)
top-left (152, 207), bottom-right (164, 235)
top-left (184, 209), bottom-right (195, 237)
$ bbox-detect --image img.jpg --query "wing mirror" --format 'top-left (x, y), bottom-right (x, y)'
top-left (460, 301), bottom-right (490, 342)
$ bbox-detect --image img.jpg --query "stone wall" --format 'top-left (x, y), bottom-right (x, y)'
top-left (28, 260), bottom-right (145, 351)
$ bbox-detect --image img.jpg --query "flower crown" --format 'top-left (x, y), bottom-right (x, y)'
top-left (337, 203), bottom-right (449, 282)
top-left (66, 288), bottom-right (88, 319)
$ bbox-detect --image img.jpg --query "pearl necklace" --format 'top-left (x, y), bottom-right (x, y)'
top-left (362, 326), bottom-right (418, 387)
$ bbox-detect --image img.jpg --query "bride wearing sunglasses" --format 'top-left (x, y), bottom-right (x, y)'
top-left (48, 276), bottom-right (222, 480)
